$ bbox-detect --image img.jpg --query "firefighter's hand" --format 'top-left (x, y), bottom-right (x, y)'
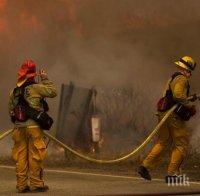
top-left (38, 69), bottom-right (47, 77)
top-left (190, 94), bottom-right (198, 102)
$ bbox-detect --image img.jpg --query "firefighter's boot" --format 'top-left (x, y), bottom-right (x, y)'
top-left (138, 165), bottom-right (151, 181)
top-left (18, 186), bottom-right (30, 193)
top-left (31, 185), bottom-right (49, 192)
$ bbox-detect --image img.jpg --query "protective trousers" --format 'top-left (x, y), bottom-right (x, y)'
top-left (142, 115), bottom-right (190, 175)
top-left (12, 126), bottom-right (47, 191)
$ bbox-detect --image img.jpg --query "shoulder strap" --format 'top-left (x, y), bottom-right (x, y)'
top-left (13, 81), bottom-right (34, 104)
top-left (170, 72), bottom-right (184, 82)
top-left (169, 72), bottom-right (190, 96)
top-left (164, 72), bottom-right (184, 97)
top-left (13, 80), bottom-right (36, 98)
top-left (166, 72), bottom-right (182, 92)
top-left (13, 86), bottom-right (25, 98)
top-left (168, 72), bottom-right (185, 88)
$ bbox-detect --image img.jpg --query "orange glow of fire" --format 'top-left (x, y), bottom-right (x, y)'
top-left (63, 0), bottom-right (84, 37)
top-left (0, 18), bottom-right (6, 31)
top-left (19, 13), bottom-right (45, 32)
top-left (0, 0), bottom-right (6, 11)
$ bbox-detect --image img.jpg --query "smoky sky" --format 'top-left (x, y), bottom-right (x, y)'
top-left (1, 0), bottom-right (200, 143)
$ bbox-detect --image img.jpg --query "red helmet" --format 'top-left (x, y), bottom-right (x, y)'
top-left (17, 60), bottom-right (37, 87)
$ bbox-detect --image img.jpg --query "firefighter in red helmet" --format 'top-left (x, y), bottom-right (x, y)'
top-left (9, 60), bottom-right (57, 193)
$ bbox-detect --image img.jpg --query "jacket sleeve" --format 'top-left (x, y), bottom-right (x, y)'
top-left (171, 75), bottom-right (189, 105)
top-left (33, 75), bottom-right (57, 98)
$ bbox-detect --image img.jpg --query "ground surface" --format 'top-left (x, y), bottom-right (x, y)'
top-left (0, 165), bottom-right (200, 196)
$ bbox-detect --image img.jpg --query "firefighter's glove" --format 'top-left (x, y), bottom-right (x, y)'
top-left (189, 105), bottom-right (196, 116)
top-left (38, 68), bottom-right (47, 80)
top-left (39, 69), bottom-right (47, 76)
top-left (190, 94), bottom-right (198, 102)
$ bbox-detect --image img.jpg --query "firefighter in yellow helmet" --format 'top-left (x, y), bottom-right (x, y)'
top-left (138, 56), bottom-right (197, 183)
top-left (9, 60), bottom-right (57, 193)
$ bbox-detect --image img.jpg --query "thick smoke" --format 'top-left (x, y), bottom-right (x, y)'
top-left (0, 0), bottom-right (200, 154)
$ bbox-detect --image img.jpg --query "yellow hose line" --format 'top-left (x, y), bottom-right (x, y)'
top-left (0, 129), bottom-right (13, 140)
top-left (0, 105), bottom-right (177, 164)
top-left (44, 104), bottom-right (178, 164)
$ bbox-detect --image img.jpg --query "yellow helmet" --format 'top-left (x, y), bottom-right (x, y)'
top-left (174, 56), bottom-right (196, 72)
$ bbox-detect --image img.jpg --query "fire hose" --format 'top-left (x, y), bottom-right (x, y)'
top-left (0, 94), bottom-right (198, 164)
top-left (0, 104), bottom-right (177, 164)
top-left (0, 129), bottom-right (14, 141)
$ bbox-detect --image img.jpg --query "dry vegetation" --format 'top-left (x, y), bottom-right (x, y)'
top-left (95, 86), bottom-right (155, 158)
top-left (46, 87), bottom-right (199, 170)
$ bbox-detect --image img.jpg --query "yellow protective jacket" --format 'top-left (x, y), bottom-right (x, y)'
top-left (163, 73), bottom-right (190, 106)
top-left (9, 75), bottom-right (57, 127)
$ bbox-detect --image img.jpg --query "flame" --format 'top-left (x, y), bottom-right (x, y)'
top-left (0, 1), bottom-right (181, 40)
